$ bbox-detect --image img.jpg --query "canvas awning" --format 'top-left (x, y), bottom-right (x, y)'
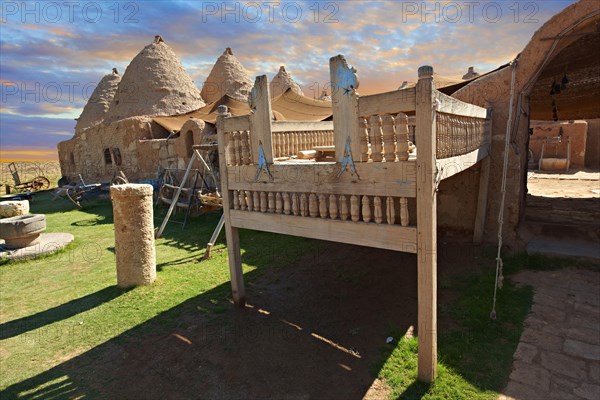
top-left (271, 88), bottom-right (333, 121)
top-left (153, 89), bottom-right (333, 133)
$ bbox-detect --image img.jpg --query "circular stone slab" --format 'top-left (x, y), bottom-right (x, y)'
top-left (0, 233), bottom-right (74, 261)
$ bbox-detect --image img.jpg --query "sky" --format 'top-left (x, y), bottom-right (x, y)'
top-left (0, 0), bottom-right (576, 161)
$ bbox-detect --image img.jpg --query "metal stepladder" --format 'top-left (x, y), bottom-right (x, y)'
top-left (157, 168), bottom-right (202, 229)
top-left (155, 145), bottom-right (220, 238)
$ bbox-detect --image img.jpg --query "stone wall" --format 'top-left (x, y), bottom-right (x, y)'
top-left (443, 65), bottom-right (526, 247)
top-left (585, 119), bottom-right (600, 169)
top-left (58, 116), bottom-right (213, 182)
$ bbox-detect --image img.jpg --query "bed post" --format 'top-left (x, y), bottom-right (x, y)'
top-left (473, 104), bottom-right (493, 244)
top-left (415, 65), bottom-right (437, 382)
top-left (249, 75), bottom-right (273, 164)
top-left (216, 106), bottom-right (246, 306)
top-left (329, 55), bottom-right (361, 162)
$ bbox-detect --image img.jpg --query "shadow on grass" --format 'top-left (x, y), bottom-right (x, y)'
top-left (3, 196), bottom-right (538, 399)
top-left (0, 286), bottom-right (128, 340)
top-left (71, 216), bottom-right (111, 227)
top-left (1, 240), bottom-right (418, 399)
top-left (398, 381), bottom-right (431, 399)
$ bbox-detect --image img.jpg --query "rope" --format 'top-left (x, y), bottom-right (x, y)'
top-left (490, 58), bottom-right (518, 321)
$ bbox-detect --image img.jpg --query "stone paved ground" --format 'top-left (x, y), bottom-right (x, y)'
top-left (499, 268), bottom-right (600, 400)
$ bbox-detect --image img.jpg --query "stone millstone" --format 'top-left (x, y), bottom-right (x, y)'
top-left (0, 200), bottom-right (30, 218)
top-left (0, 233), bottom-right (74, 261)
top-left (110, 184), bottom-right (156, 288)
top-left (0, 213), bottom-right (46, 249)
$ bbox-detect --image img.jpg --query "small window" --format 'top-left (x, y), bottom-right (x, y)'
top-left (104, 148), bottom-right (112, 165)
top-left (112, 148), bottom-right (122, 166)
top-left (70, 152), bottom-right (75, 164)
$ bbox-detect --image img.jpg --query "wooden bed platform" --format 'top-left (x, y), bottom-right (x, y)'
top-left (216, 55), bottom-right (492, 382)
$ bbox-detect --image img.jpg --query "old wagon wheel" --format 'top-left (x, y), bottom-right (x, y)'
top-left (31, 176), bottom-right (50, 191)
top-left (66, 188), bottom-right (84, 208)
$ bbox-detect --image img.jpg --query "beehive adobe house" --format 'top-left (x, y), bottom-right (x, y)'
top-left (270, 65), bottom-right (304, 98)
top-left (436, 0), bottom-right (599, 248)
top-left (58, 39), bottom-right (233, 181)
top-left (58, 40), bottom-right (334, 183)
top-left (200, 47), bottom-right (253, 104)
top-left (75, 68), bottom-right (121, 132)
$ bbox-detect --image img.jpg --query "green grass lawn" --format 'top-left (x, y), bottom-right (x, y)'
top-left (0, 191), bottom-right (591, 399)
top-left (0, 192), bottom-right (314, 393)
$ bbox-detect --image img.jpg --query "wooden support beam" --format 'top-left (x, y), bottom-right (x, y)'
top-left (358, 87), bottom-right (416, 117)
top-left (473, 157), bottom-right (490, 244)
top-left (415, 65), bottom-right (437, 383)
top-left (249, 75), bottom-right (273, 163)
top-left (217, 107), bottom-right (246, 306)
top-left (435, 91), bottom-right (488, 119)
top-left (226, 162), bottom-right (417, 198)
top-left (271, 120), bottom-right (333, 133)
top-left (229, 210), bottom-right (417, 253)
top-left (330, 55), bottom-right (361, 162)
top-left (223, 115), bottom-right (250, 132)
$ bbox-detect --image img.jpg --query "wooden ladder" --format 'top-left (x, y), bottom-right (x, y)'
top-left (155, 148), bottom-right (214, 238)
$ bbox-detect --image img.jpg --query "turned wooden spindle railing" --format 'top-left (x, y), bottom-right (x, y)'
top-left (271, 129), bottom-right (334, 159)
top-left (357, 112), bottom-right (412, 162)
top-left (221, 119), bottom-right (335, 165)
top-left (230, 189), bottom-right (413, 228)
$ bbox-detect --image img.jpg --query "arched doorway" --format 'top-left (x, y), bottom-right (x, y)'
top-left (522, 18), bottom-right (600, 258)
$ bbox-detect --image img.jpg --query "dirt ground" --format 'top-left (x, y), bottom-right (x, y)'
top-left (4, 241), bottom-right (482, 399)
top-left (527, 170), bottom-right (600, 198)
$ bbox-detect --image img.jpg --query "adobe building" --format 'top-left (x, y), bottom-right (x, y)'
top-left (58, 40), bottom-right (333, 183)
top-left (438, 0), bottom-right (599, 247)
top-left (58, 37), bottom-right (212, 181)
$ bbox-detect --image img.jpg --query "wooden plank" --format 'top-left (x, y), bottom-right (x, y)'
top-left (217, 110), bottom-right (246, 306)
top-left (435, 91), bottom-right (487, 119)
top-left (249, 75), bottom-right (273, 163)
top-left (227, 161), bottom-right (417, 198)
top-left (435, 144), bottom-right (490, 181)
top-left (271, 120), bottom-right (333, 133)
top-left (473, 156), bottom-right (490, 244)
top-left (223, 115), bottom-right (250, 132)
top-left (358, 87), bottom-right (416, 117)
top-left (415, 65), bottom-right (437, 383)
top-left (230, 210), bottom-right (417, 253)
top-left (330, 55), bottom-right (361, 162)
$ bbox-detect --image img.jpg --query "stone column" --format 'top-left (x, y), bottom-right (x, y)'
top-left (110, 184), bottom-right (156, 288)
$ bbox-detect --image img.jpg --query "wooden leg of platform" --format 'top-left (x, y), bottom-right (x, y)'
top-left (416, 65), bottom-right (437, 383)
top-left (417, 245), bottom-right (437, 383)
top-left (473, 157), bottom-right (490, 244)
top-left (225, 225), bottom-right (245, 306)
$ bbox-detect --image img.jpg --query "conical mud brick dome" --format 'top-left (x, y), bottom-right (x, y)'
top-left (75, 68), bottom-right (120, 132)
top-left (200, 48), bottom-right (253, 104)
top-left (105, 36), bottom-right (205, 122)
top-left (270, 65), bottom-right (304, 98)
